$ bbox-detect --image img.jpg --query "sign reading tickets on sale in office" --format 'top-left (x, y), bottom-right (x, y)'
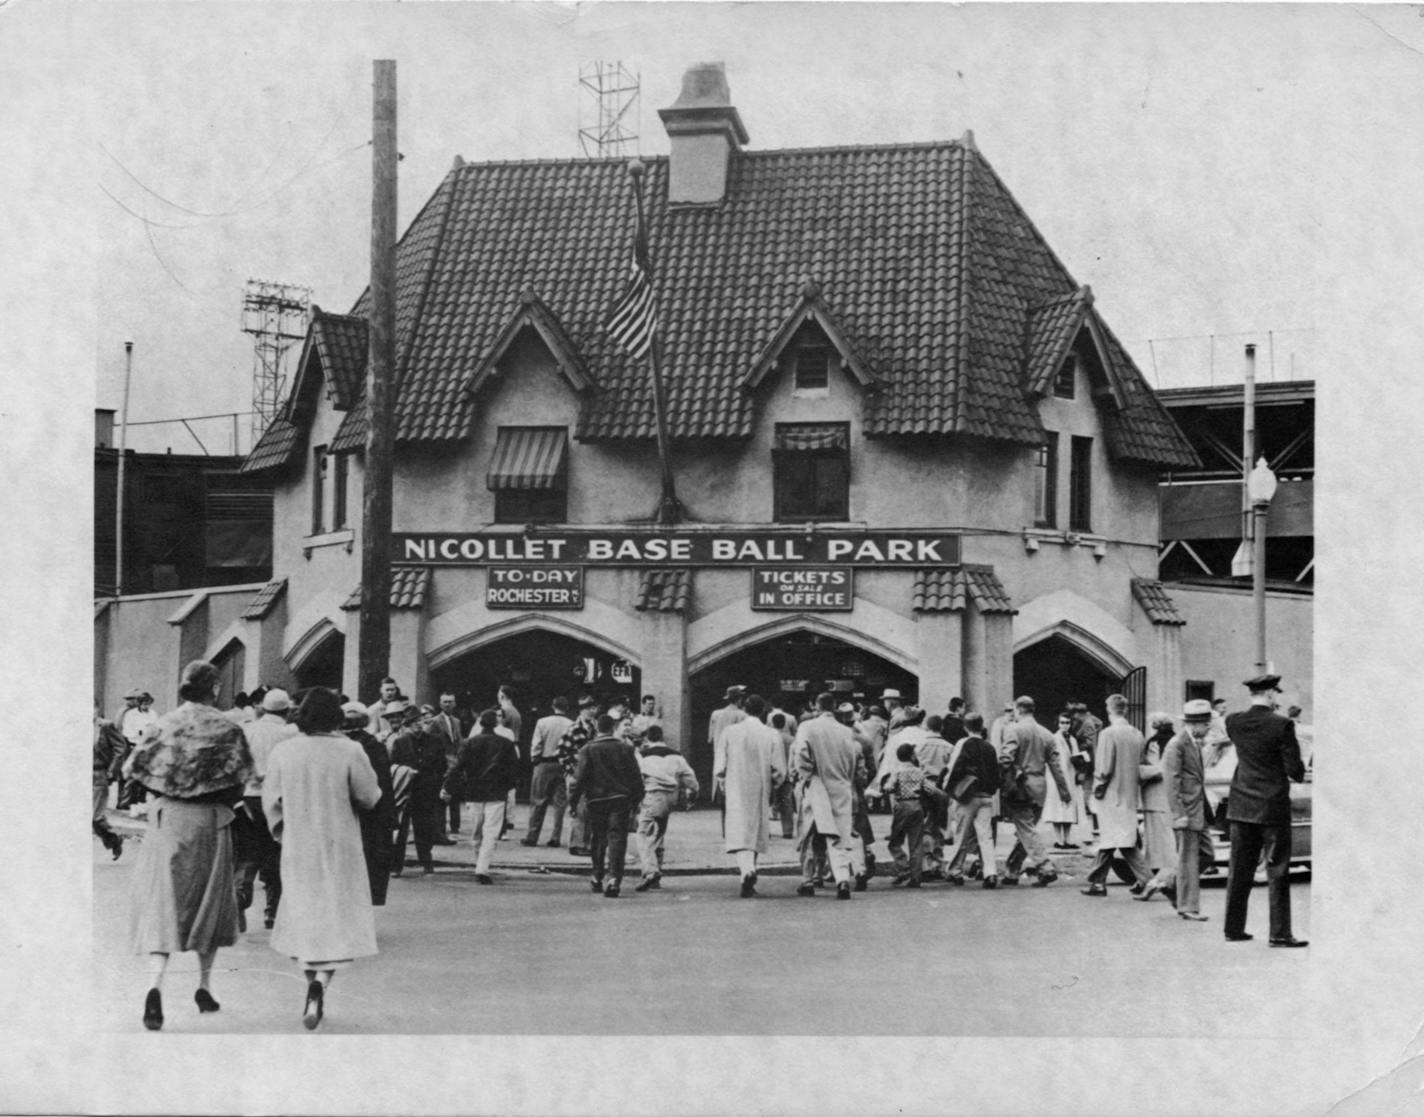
top-left (751, 567), bottom-right (853, 611)
top-left (486, 566), bottom-right (584, 610)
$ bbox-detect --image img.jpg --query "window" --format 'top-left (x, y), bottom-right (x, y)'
top-left (332, 452), bottom-right (349, 530)
top-left (488, 427), bottom-right (568, 524)
top-left (774, 423), bottom-right (849, 522)
top-left (1069, 436), bottom-right (1092, 532)
top-left (1185, 680), bottom-right (1215, 703)
top-left (1054, 355), bottom-right (1076, 399)
top-left (311, 445), bottom-right (327, 534)
top-left (1034, 432), bottom-right (1059, 527)
top-left (794, 344), bottom-right (830, 392)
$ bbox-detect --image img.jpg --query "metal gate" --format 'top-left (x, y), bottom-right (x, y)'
top-left (1117, 665), bottom-right (1147, 733)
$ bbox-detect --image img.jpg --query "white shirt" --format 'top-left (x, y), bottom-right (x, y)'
top-left (242, 714), bottom-right (299, 796)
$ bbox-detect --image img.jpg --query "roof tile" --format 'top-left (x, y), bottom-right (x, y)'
top-left (1131, 577), bottom-right (1187, 626)
top-left (241, 578), bottom-right (288, 620)
top-left (341, 566), bottom-right (431, 611)
top-left (252, 138), bottom-right (1194, 471)
top-left (635, 568), bottom-right (691, 613)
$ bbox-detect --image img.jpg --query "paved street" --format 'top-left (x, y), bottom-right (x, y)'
top-left (93, 804), bottom-right (1312, 1037)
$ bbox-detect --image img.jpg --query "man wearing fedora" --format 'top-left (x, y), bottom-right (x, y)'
top-left (1223, 673), bottom-right (1308, 946)
top-left (708, 685), bottom-right (748, 803)
top-left (235, 688), bottom-right (298, 929)
top-left (1138, 699), bottom-right (1216, 921)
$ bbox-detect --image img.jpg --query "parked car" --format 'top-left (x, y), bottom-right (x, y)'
top-left (1203, 739), bottom-right (1312, 872)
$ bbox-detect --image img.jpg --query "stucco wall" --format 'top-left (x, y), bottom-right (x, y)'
top-left (1173, 584), bottom-right (1314, 716)
top-left (97, 585), bottom-right (264, 715)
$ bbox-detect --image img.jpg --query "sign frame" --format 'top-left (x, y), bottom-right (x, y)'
top-left (485, 565), bottom-right (586, 611)
top-left (750, 566), bottom-right (855, 612)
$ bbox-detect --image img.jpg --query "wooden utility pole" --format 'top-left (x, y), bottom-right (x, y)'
top-left (115, 341), bottom-right (134, 596)
top-left (358, 60), bottom-right (397, 701)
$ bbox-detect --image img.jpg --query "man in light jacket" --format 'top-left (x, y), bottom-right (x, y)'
top-left (1080, 694), bottom-right (1152, 897)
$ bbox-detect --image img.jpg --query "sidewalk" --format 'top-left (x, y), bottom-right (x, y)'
top-left (108, 800), bottom-right (1100, 879)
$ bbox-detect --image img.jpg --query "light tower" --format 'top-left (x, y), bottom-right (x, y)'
top-left (242, 278), bottom-right (312, 446)
top-left (578, 62), bottom-right (640, 158)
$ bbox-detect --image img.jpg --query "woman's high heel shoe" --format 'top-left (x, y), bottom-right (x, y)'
top-left (302, 980), bottom-right (324, 1030)
top-left (194, 988), bottom-right (220, 1013)
top-left (143, 988), bottom-right (163, 1031)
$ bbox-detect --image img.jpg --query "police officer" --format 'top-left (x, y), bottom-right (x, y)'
top-left (1223, 673), bottom-right (1308, 946)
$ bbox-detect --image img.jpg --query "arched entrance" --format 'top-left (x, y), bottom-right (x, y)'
top-left (211, 638), bottom-right (246, 711)
top-left (292, 630), bottom-right (344, 692)
top-left (687, 627), bottom-right (917, 789)
top-left (1012, 633), bottom-right (1125, 725)
top-left (430, 629), bottom-right (641, 727)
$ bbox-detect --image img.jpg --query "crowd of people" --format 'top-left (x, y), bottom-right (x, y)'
top-left (96, 661), bottom-right (1309, 1032)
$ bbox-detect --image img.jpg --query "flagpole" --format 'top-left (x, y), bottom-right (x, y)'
top-left (627, 158), bottom-right (683, 525)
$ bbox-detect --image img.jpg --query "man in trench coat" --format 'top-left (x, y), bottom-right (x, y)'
top-left (1081, 693), bottom-right (1153, 896)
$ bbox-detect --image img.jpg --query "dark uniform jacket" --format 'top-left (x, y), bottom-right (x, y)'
top-left (1224, 704), bottom-right (1305, 825)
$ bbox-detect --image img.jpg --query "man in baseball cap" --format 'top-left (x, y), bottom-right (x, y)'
top-left (1222, 675), bottom-right (1307, 946)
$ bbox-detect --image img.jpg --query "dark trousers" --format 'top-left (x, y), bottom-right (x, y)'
top-left (398, 789), bottom-right (443, 869)
top-left (772, 778), bottom-right (796, 838)
top-left (587, 797), bottom-right (633, 885)
top-left (888, 801), bottom-right (925, 883)
top-left (447, 799), bottom-right (461, 834)
top-left (1225, 820), bottom-right (1293, 939)
top-left (233, 795), bottom-right (283, 917)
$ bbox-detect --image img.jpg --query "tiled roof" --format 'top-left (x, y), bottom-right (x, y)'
top-left (241, 578), bottom-right (287, 620)
top-left (1024, 288), bottom-right (1091, 396)
top-left (912, 568), bottom-right (967, 613)
top-left (340, 566), bottom-right (431, 611)
top-left (1131, 578), bottom-right (1187, 626)
top-left (635, 568), bottom-right (691, 613)
top-left (962, 565), bottom-right (1015, 614)
top-left (256, 137), bottom-right (1196, 470)
top-left (307, 310), bottom-right (368, 412)
top-left (241, 417), bottom-right (301, 475)
top-left (911, 565), bottom-right (1014, 614)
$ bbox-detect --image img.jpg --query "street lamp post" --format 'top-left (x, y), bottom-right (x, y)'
top-left (1248, 455), bottom-right (1278, 673)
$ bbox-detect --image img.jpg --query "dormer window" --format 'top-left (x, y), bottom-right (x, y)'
top-left (1054, 355), bottom-right (1076, 399)
top-left (794, 344), bottom-right (831, 392)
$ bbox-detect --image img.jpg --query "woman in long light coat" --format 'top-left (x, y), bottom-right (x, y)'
top-left (263, 688), bottom-right (382, 1030)
top-left (1138, 713), bottom-right (1176, 879)
top-left (126, 659), bottom-right (253, 1031)
top-left (1041, 711), bottom-right (1084, 849)
top-left (713, 694), bottom-right (786, 897)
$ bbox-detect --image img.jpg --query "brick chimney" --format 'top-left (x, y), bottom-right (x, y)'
top-left (658, 62), bottom-right (749, 205)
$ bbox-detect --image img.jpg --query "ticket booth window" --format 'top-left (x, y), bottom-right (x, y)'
top-left (774, 423), bottom-right (849, 522)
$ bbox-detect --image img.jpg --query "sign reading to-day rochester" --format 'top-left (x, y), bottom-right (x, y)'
top-left (486, 566), bottom-right (584, 610)
top-left (399, 531), bottom-right (961, 567)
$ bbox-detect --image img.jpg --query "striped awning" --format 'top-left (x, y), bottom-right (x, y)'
top-left (774, 423), bottom-right (849, 452)
top-left (486, 427), bottom-right (567, 491)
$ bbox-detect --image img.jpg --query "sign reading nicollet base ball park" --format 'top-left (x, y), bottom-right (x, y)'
top-left (486, 566), bottom-right (585, 610)
top-left (397, 530), bottom-right (960, 567)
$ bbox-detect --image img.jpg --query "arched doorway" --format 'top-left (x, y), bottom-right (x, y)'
top-left (292, 629), bottom-right (344, 692)
top-left (687, 628), bottom-right (917, 789)
top-left (430, 629), bottom-right (641, 730)
top-left (1012, 633), bottom-right (1124, 726)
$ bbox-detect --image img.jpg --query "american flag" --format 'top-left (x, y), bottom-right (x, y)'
top-left (606, 240), bottom-right (657, 360)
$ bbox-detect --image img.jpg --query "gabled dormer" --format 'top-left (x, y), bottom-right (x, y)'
top-left (1024, 286), bottom-right (1126, 412)
top-left (464, 291), bottom-right (595, 400)
top-left (742, 280), bottom-right (879, 398)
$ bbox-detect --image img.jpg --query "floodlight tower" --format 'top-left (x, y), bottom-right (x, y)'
top-left (242, 278), bottom-right (312, 446)
top-left (578, 62), bottom-right (641, 158)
